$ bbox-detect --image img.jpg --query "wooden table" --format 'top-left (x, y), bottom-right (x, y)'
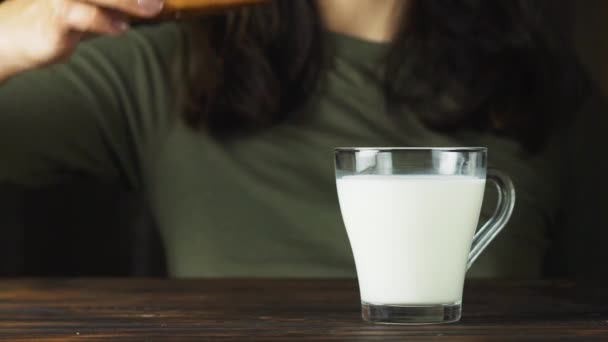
top-left (0, 279), bottom-right (607, 341)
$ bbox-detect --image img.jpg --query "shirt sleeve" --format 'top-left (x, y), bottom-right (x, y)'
top-left (465, 107), bottom-right (571, 278)
top-left (467, 88), bottom-right (608, 278)
top-left (0, 23), bottom-right (182, 189)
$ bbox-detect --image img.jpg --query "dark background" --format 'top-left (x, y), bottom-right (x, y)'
top-left (0, 0), bottom-right (606, 278)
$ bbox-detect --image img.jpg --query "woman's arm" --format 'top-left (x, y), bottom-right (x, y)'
top-left (0, 23), bottom-right (183, 188)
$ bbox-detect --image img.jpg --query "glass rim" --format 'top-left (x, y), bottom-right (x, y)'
top-left (334, 147), bottom-right (487, 153)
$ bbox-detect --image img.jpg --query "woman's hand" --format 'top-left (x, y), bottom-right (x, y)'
top-left (0, 0), bottom-right (164, 82)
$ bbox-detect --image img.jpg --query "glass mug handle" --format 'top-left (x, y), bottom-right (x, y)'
top-left (467, 169), bottom-right (516, 270)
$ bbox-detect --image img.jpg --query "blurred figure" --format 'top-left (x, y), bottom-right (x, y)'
top-left (0, 0), bottom-right (593, 277)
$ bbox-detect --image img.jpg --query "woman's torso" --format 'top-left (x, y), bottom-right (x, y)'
top-left (0, 24), bottom-right (562, 278)
top-left (143, 28), bottom-right (560, 277)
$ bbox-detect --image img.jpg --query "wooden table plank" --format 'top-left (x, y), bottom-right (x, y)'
top-left (0, 279), bottom-right (607, 340)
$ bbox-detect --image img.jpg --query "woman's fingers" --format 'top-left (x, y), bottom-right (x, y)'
top-left (58, 0), bottom-right (129, 34)
top-left (83, 0), bottom-right (164, 18)
top-left (56, 0), bottom-right (166, 35)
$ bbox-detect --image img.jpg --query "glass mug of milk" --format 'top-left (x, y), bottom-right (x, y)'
top-left (335, 147), bottom-right (515, 324)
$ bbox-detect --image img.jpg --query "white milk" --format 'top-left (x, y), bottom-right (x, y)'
top-left (336, 175), bottom-right (486, 305)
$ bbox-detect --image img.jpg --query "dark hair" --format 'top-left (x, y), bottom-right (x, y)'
top-left (179, 0), bottom-right (587, 150)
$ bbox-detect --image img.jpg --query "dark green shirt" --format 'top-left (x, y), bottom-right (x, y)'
top-left (0, 24), bottom-right (561, 277)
